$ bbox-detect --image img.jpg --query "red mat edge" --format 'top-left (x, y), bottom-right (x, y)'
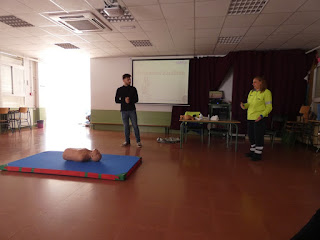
top-left (1, 157), bottom-right (142, 181)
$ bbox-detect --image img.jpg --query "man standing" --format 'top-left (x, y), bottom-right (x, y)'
top-left (115, 74), bottom-right (142, 148)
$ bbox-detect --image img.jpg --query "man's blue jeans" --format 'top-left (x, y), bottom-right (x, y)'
top-left (121, 110), bottom-right (140, 143)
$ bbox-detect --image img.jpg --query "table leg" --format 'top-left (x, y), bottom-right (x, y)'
top-left (226, 124), bottom-right (229, 148)
top-left (234, 123), bottom-right (238, 152)
top-left (180, 122), bottom-right (184, 149)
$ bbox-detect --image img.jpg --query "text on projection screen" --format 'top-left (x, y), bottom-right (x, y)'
top-left (133, 60), bottom-right (189, 104)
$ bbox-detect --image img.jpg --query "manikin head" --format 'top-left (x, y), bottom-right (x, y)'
top-left (91, 149), bottom-right (102, 162)
top-left (123, 73), bottom-right (131, 86)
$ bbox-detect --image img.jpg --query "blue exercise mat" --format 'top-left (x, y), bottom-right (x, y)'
top-left (0, 151), bottom-right (142, 181)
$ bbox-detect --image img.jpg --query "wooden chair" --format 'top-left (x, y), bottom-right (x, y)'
top-left (17, 107), bottom-right (32, 131)
top-left (0, 108), bottom-right (14, 133)
top-left (299, 106), bottom-right (311, 123)
top-left (265, 115), bottom-right (287, 148)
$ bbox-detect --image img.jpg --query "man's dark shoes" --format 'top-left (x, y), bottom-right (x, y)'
top-left (251, 153), bottom-right (262, 161)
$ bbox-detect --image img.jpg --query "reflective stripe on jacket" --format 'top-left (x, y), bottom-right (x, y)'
top-left (244, 89), bottom-right (272, 120)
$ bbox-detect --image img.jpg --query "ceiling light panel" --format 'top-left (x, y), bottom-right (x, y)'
top-left (228, 0), bottom-right (269, 15)
top-left (130, 40), bottom-right (152, 47)
top-left (218, 36), bottom-right (243, 44)
top-left (0, 15), bottom-right (34, 27)
top-left (55, 43), bottom-right (79, 49)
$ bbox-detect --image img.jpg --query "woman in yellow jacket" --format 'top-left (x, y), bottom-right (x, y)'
top-left (240, 76), bottom-right (272, 161)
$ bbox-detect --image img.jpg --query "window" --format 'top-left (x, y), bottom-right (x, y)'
top-left (0, 65), bottom-right (13, 94)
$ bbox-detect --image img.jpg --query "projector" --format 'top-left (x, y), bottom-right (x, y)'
top-left (103, 5), bottom-right (124, 17)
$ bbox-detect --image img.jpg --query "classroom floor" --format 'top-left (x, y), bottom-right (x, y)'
top-left (0, 125), bottom-right (320, 240)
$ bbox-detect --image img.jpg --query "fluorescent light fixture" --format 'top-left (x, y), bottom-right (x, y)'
top-left (228, 0), bottom-right (268, 15)
top-left (218, 36), bottom-right (243, 44)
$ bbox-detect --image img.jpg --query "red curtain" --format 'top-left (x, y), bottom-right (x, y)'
top-left (232, 50), bottom-right (316, 133)
top-left (170, 53), bottom-right (234, 130)
top-left (170, 50), bottom-right (316, 132)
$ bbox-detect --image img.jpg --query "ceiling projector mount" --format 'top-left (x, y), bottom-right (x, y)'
top-left (103, 0), bottom-right (125, 17)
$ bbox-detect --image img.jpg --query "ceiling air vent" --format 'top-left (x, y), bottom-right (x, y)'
top-left (130, 40), bottom-right (152, 47)
top-left (55, 43), bottom-right (79, 49)
top-left (218, 36), bottom-right (243, 44)
top-left (48, 12), bottom-right (111, 33)
top-left (0, 15), bottom-right (34, 27)
top-left (228, 0), bottom-right (268, 15)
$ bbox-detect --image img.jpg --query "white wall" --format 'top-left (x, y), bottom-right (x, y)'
top-left (90, 57), bottom-right (234, 112)
top-left (219, 68), bottom-right (233, 103)
top-left (90, 57), bottom-right (173, 112)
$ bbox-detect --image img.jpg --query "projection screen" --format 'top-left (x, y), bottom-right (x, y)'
top-left (132, 59), bottom-right (190, 104)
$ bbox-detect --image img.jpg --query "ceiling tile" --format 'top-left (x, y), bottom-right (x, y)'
top-left (78, 33), bottom-right (106, 42)
top-left (85, 0), bottom-right (105, 9)
top-left (304, 41), bottom-right (320, 50)
top-left (74, 42), bottom-right (97, 49)
top-left (195, 16), bottom-right (224, 29)
top-left (161, 2), bottom-right (194, 19)
top-left (195, 37), bottom-right (217, 45)
top-left (19, 27), bottom-right (50, 36)
top-left (167, 18), bottom-right (194, 31)
top-left (38, 35), bottom-right (64, 44)
top-left (99, 33), bottom-right (127, 41)
top-left (92, 41), bottom-right (114, 49)
top-left (0, 8), bottom-right (10, 15)
top-left (59, 35), bottom-right (88, 43)
top-left (224, 15), bottom-right (258, 28)
top-left (138, 20), bottom-right (168, 32)
top-left (196, 0), bottom-right (231, 17)
top-left (109, 40), bottom-right (134, 48)
top-left (120, 47), bottom-right (141, 54)
top-left (235, 42), bottom-right (261, 51)
top-left (195, 28), bottom-right (220, 38)
top-left (129, 5), bottom-right (164, 20)
top-left (0, 37), bottom-right (33, 45)
top-left (214, 44), bottom-right (235, 55)
top-left (170, 29), bottom-right (194, 40)
top-left (146, 31), bottom-right (172, 41)
top-left (273, 24), bottom-right (307, 35)
top-left (262, 0), bottom-right (306, 13)
top-left (241, 35), bottom-right (268, 43)
top-left (5, 28), bottom-right (33, 37)
top-left (48, 0), bottom-right (93, 12)
top-left (246, 26), bottom-right (277, 36)
top-left (278, 41), bottom-right (308, 49)
top-left (173, 39), bottom-right (194, 49)
top-left (123, 32), bottom-right (149, 40)
top-left (109, 21), bottom-right (143, 32)
top-left (122, 0), bottom-right (158, 6)
top-left (16, 13), bottom-right (57, 27)
top-left (0, 0), bottom-right (34, 14)
top-left (195, 44), bottom-right (214, 51)
top-left (40, 26), bottom-right (74, 35)
top-left (159, 0), bottom-right (193, 3)
top-left (302, 19), bottom-right (320, 33)
top-left (252, 13), bottom-right (292, 26)
top-left (152, 40), bottom-right (175, 51)
top-left (16, 0), bottom-right (61, 12)
top-left (284, 11), bottom-right (320, 25)
top-left (0, 22), bottom-right (11, 29)
top-left (267, 34), bottom-right (295, 42)
top-left (299, 0), bottom-right (320, 11)
top-left (220, 27), bottom-right (248, 36)
top-left (104, 47), bottom-right (124, 55)
top-left (255, 42), bottom-right (281, 50)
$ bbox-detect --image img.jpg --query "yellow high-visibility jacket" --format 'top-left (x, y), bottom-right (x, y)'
top-left (244, 89), bottom-right (272, 120)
